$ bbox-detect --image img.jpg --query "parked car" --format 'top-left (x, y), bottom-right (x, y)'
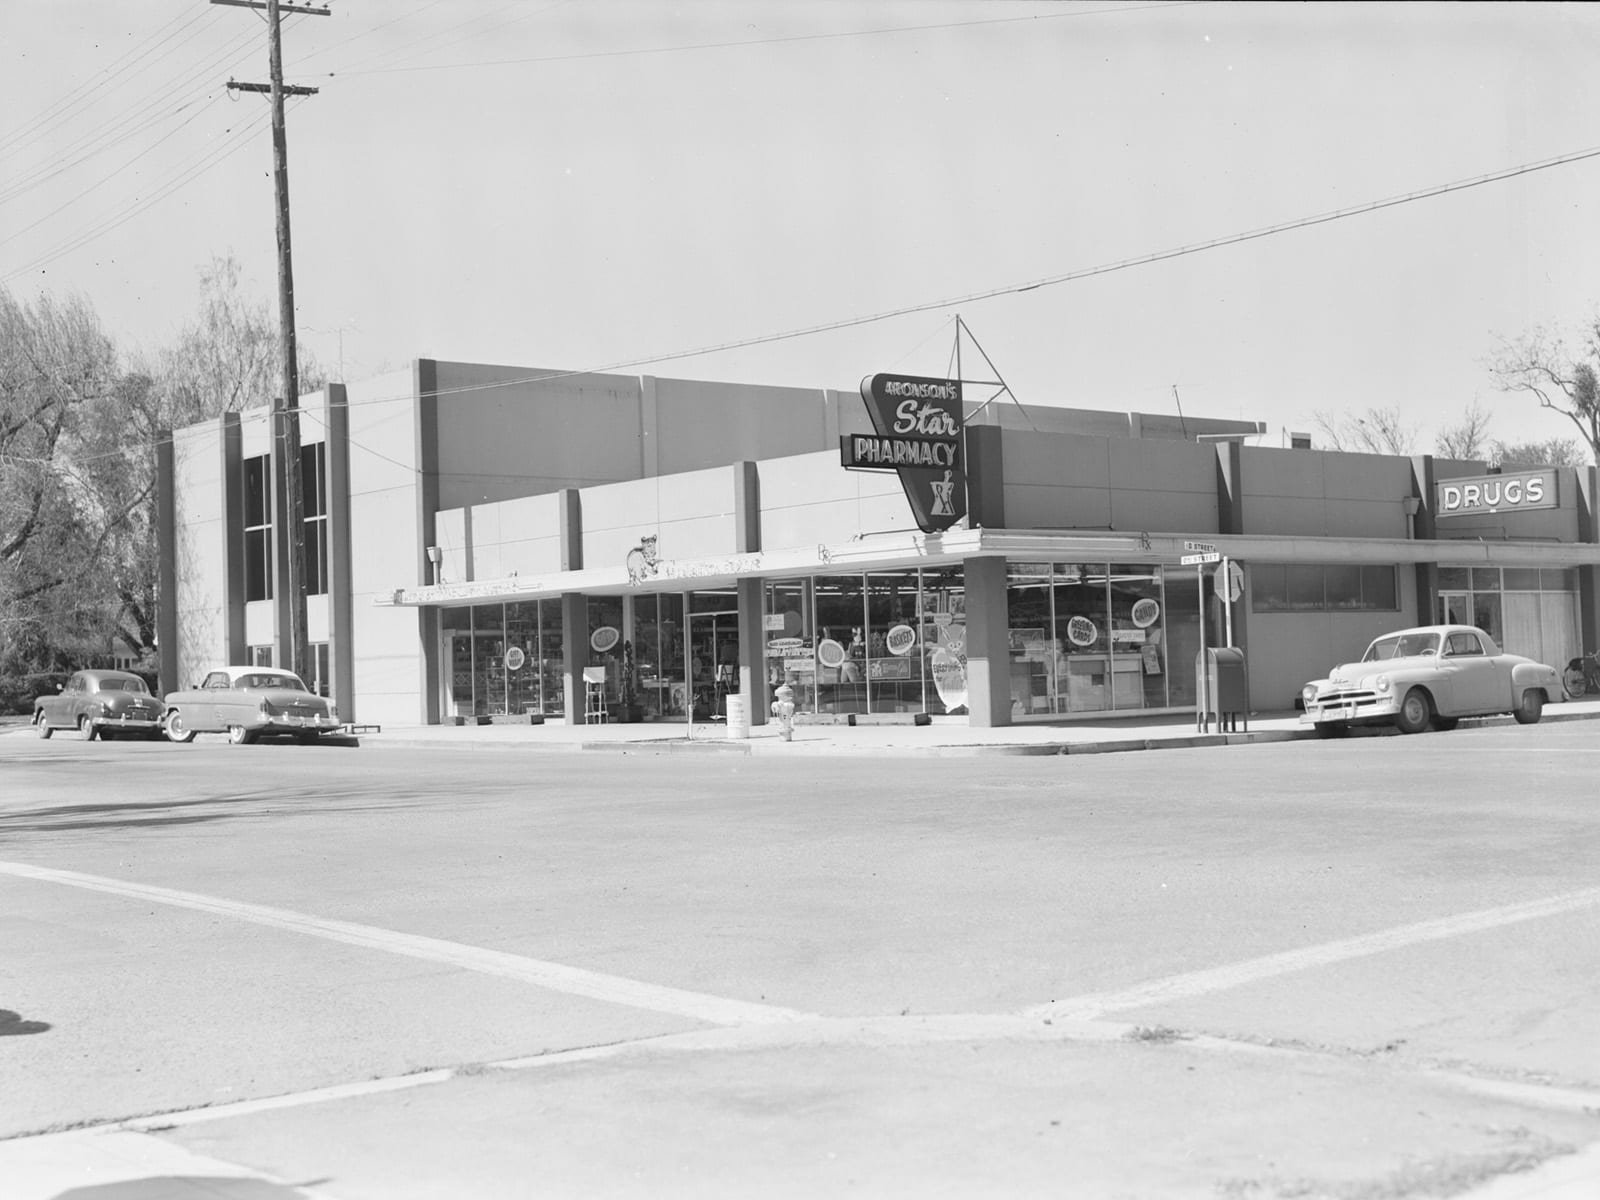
top-left (162, 666), bottom-right (340, 745)
top-left (33, 669), bottom-right (164, 741)
top-left (1300, 624), bottom-right (1561, 736)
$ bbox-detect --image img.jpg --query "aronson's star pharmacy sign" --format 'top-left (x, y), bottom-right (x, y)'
top-left (841, 373), bottom-right (966, 533)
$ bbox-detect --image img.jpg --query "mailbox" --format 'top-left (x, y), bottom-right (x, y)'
top-left (1196, 646), bottom-right (1249, 732)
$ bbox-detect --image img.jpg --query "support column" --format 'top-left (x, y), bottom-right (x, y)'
top-left (221, 413), bottom-right (246, 666)
top-left (562, 592), bottom-right (587, 722)
top-left (1411, 455), bottom-right (1439, 627)
top-left (415, 359), bottom-right (441, 725)
top-left (156, 433), bottom-right (178, 696)
top-left (737, 577), bottom-right (766, 726)
top-left (962, 556), bottom-right (1010, 727)
top-left (326, 383), bottom-right (355, 720)
top-left (1578, 465), bottom-right (1600, 653)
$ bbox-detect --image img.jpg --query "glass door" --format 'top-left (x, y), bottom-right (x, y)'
top-left (688, 610), bottom-right (738, 719)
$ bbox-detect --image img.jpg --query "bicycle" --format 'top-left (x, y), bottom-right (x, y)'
top-left (1562, 651), bottom-right (1600, 699)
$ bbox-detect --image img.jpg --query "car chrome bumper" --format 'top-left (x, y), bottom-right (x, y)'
top-left (1301, 696), bottom-right (1399, 724)
top-left (97, 715), bottom-right (162, 730)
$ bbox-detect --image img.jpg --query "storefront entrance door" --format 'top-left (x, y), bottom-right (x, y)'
top-left (688, 612), bottom-right (738, 719)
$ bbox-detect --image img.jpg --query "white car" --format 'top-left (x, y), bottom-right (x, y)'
top-left (162, 666), bottom-right (341, 745)
top-left (1300, 625), bottom-right (1561, 736)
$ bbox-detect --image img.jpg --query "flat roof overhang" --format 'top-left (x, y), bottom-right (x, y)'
top-left (376, 528), bottom-right (1600, 608)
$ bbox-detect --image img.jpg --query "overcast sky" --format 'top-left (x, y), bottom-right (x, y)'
top-left (4, 1), bottom-right (1599, 452)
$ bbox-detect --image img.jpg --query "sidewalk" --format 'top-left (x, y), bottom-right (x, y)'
top-left (350, 698), bottom-right (1600, 757)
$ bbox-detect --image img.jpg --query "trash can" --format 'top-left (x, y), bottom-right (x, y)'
top-left (724, 693), bottom-right (751, 740)
top-left (1196, 647), bottom-right (1249, 732)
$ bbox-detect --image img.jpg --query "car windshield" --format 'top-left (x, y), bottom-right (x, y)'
top-left (98, 678), bottom-right (149, 693)
top-left (242, 673), bottom-right (308, 691)
top-left (1362, 632), bottom-right (1441, 661)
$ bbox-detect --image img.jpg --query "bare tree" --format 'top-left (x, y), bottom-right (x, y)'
top-left (1311, 406), bottom-right (1417, 455)
top-left (155, 254), bottom-right (323, 423)
top-left (1434, 399), bottom-right (1494, 460)
top-left (1490, 437), bottom-right (1586, 470)
top-left (1489, 317), bottom-right (1600, 465)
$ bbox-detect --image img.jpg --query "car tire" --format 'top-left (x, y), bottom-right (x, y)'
top-left (1514, 689), bottom-right (1544, 725)
top-left (227, 724), bottom-right (255, 746)
top-left (1394, 688), bottom-right (1432, 735)
top-left (164, 710), bottom-right (196, 744)
top-left (1563, 666), bottom-right (1585, 699)
top-left (1431, 716), bottom-right (1460, 732)
top-left (34, 712), bottom-right (52, 739)
top-left (77, 715), bottom-right (98, 742)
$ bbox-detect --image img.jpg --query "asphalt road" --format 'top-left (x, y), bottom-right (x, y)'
top-left (1, 724), bottom-right (1597, 1199)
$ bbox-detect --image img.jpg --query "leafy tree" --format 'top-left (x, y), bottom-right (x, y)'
top-left (1, 257), bottom-right (325, 678)
top-left (1312, 406), bottom-right (1417, 455)
top-left (1489, 317), bottom-right (1600, 465)
top-left (0, 288), bottom-right (121, 674)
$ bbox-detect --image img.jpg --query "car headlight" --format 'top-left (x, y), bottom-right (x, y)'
top-left (1373, 675), bottom-right (1391, 693)
top-left (1301, 684), bottom-right (1318, 705)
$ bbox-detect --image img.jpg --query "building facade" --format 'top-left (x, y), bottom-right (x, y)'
top-left (157, 359), bottom-right (1600, 730)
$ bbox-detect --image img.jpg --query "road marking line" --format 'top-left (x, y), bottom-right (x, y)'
top-left (1027, 885), bottom-right (1600, 1020)
top-left (0, 861), bottom-right (812, 1028)
top-left (0, 1128), bottom-right (347, 1200)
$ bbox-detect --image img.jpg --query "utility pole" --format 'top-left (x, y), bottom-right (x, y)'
top-left (214, 0), bottom-right (327, 683)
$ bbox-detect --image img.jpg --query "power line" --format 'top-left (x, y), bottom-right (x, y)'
top-left (12, 139), bottom-right (1600, 466)
top-left (0, 7), bottom-right (213, 155)
top-left (2, 104), bottom-right (278, 280)
top-left (0, 26), bottom-right (263, 207)
top-left (305, 1), bottom-right (1199, 79)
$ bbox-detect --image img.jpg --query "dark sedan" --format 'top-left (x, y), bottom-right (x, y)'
top-left (33, 670), bottom-right (164, 741)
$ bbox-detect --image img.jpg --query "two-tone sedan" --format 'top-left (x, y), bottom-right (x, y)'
top-left (1300, 624), bottom-right (1562, 736)
top-left (162, 666), bottom-right (341, 745)
top-left (33, 669), bottom-right (165, 741)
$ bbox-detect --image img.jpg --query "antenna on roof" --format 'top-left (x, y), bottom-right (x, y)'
top-left (954, 315), bottom-right (1037, 430)
top-left (1172, 384), bottom-right (1191, 441)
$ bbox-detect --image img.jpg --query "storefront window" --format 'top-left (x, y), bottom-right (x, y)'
top-left (1109, 565), bottom-right (1166, 710)
top-left (919, 566), bottom-right (966, 716)
top-left (443, 601), bottom-right (564, 720)
top-left (635, 593), bottom-right (686, 720)
top-left (813, 573), bottom-right (867, 714)
top-left (1006, 564), bottom-right (1054, 717)
top-left (587, 596), bottom-right (624, 706)
top-left (1054, 563), bottom-right (1112, 713)
top-left (764, 579), bottom-right (814, 712)
top-left (1006, 561), bottom-right (1187, 715)
top-left (505, 601), bottom-right (541, 716)
top-left (865, 571), bottom-right (924, 714)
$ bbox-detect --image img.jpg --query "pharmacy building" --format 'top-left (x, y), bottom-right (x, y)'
top-left (155, 359), bottom-right (1600, 731)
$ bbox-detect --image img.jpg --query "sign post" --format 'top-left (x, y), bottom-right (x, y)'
top-left (1183, 542), bottom-right (1217, 730)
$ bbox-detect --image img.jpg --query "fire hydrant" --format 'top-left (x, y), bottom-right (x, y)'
top-left (771, 681), bottom-right (795, 742)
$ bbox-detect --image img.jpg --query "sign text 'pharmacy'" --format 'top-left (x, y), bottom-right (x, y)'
top-left (845, 372), bottom-right (967, 534)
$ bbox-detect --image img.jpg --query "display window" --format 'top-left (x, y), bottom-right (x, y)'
top-left (1436, 565), bottom-right (1579, 670)
top-left (1006, 561), bottom-right (1197, 715)
top-left (766, 567), bottom-right (966, 718)
top-left (442, 600), bottom-right (564, 719)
